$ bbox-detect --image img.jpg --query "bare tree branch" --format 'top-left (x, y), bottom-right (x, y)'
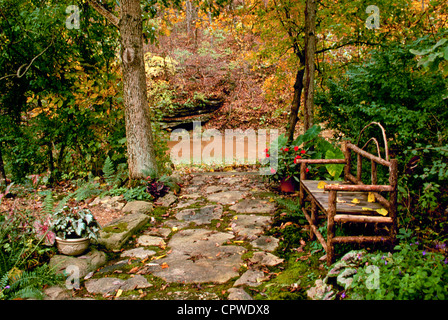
top-left (87, 0), bottom-right (119, 28)
top-left (0, 39), bottom-right (54, 81)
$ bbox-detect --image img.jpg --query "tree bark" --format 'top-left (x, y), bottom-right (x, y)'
top-left (286, 66), bottom-right (305, 142)
top-left (120, 0), bottom-right (158, 179)
top-left (89, 0), bottom-right (159, 180)
top-left (303, 0), bottom-right (317, 132)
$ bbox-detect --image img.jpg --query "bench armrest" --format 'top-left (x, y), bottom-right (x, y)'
top-left (295, 159), bottom-right (346, 165)
top-left (324, 184), bottom-right (394, 192)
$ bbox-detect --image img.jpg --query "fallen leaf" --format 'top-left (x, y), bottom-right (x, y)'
top-left (376, 208), bottom-right (388, 216)
top-left (128, 266), bottom-right (140, 274)
top-left (233, 240), bottom-right (244, 244)
top-left (317, 181), bottom-right (328, 189)
top-left (351, 198), bottom-right (360, 204)
top-left (115, 289), bottom-right (123, 298)
top-left (161, 262), bottom-right (169, 269)
top-left (368, 192), bottom-right (376, 203)
top-left (336, 197), bottom-right (346, 203)
top-left (362, 207), bottom-right (372, 211)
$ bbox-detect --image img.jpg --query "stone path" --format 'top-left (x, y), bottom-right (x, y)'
top-left (47, 172), bottom-right (284, 300)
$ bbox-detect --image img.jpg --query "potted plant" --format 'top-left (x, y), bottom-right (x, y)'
top-left (51, 206), bottom-right (101, 256)
top-left (263, 140), bottom-right (310, 193)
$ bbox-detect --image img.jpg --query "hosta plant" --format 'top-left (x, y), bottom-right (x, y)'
top-left (51, 206), bottom-right (100, 240)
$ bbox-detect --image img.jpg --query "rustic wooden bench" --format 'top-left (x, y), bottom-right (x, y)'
top-left (297, 122), bottom-right (398, 265)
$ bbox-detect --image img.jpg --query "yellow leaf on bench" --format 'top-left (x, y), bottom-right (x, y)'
top-left (376, 208), bottom-right (388, 216)
top-left (368, 192), bottom-right (376, 203)
top-left (317, 181), bottom-right (328, 189)
top-left (351, 198), bottom-right (360, 204)
top-left (336, 197), bottom-right (346, 203)
top-left (362, 207), bottom-right (372, 211)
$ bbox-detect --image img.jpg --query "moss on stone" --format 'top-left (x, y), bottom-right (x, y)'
top-left (102, 222), bottom-right (128, 234)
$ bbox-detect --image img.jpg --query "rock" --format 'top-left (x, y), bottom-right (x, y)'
top-left (175, 205), bottom-right (223, 225)
top-left (152, 229), bottom-right (246, 284)
top-left (121, 247), bottom-right (156, 260)
top-left (44, 285), bottom-right (71, 300)
top-left (229, 199), bottom-right (276, 214)
top-left (120, 275), bottom-right (153, 291)
top-left (144, 227), bottom-right (172, 238)
top-left (233, 270), bottom-right (266, 287)
top-left (205, 185), bottom-right (228, 194)
top-left (206, 191), bottom-right (245, 205)
top-left (180, 193), bottom-right (201, 200)
top-left (85, 275), bottom-right (152, 295)
top-left (49, 250), bottom-right (107, 278)
top-left (250, 236), bottom-right (279, 252)
top-left (137, 235), bottom-right (166, 247)
top-left (163, 220), bottom-right (190, 230)
top-left (232, 215), bottom-right (271, 239)
top-left (90, 195), bottom-right (125, 211)
top-left (122, 201), bottom-right (153, 214)
top-left (156, 192), bottom-right (177, 207)
top-left (227, 287), bottom-right (253, 300)
top-left (85, 277), bottom-right (126, 294)
top-left (98, 213), bottom-right (150, 251)
top-left (249, 252), bottom-right (284, 267)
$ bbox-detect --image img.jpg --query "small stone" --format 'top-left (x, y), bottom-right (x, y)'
top-left (121, 247), bottom-right (156, 260)
top-left (250, 236), bottom-right (279, 252)
top-left (85, 277), bottom-right (126, 294)
top-left (44, 286), bottom-right (71, 300)
top-left (230, 199), bottom-right (276, 214)
top-left (249, 252), bottom-right (284, 267)
top-left (227, 287), bottom-right (253, 300)
top-left (175, 205), bottom-right (223, 225)
top-left (120, 275), bottom-right (153, 291)
top-left (233, 269), bottom-right (265, 287)
top-left (156, 192), bottom-right (177, 207)
top-left (49, 250), bottom-right (107, 278)
top-left (206, 191), bottom-right (245, 205)
top-left (137, 235), bottom-right (166, 247)
top-left (122, 201), bottom-right (153, 214)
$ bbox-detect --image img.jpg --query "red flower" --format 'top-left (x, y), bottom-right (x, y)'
top-left (295, 155), bottom-right (302, 159)
top-left (306, 168), bottom-right (309, 173)
top-left (300, 150), bottom-right (306, 154)
top-left (294, 146), bottom-right (299, 152)
top-left (270, 168), bottom-right (276, 174)
top-left (265, 148), bottom-right (269, 153)
top-left (284, 147), bottom-right (289, 152)
top-left (266, 153), bottom-right (270, 158)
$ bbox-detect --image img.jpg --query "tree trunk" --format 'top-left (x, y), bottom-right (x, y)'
top-left (286, 66), bottom-right (305, 142)
top-left (120, 0), bottom-right (158, 179)
top-left (0, 142), bottom-right (6, 187)
top-left (303, 0), bottom-right (317, 132)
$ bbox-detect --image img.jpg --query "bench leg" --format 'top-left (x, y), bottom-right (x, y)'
top-left (326, 190), bottom-right (337, 266)
top-left (310, 201), bottom-right (317, 240)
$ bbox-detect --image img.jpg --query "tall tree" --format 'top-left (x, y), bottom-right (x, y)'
top-left (88, 0), bottom-right (158, 180)
top-left (302, 0), bottom-right (316, 132)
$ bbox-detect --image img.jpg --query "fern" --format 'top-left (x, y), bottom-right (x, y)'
top-left (73, 181), bottom-right (101, 201)
top-left (42, 191), bottom-right (54, 215)
top-left (102, 156), bottom-right (117, 186)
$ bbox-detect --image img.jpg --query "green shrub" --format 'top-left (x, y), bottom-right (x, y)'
top-left (0, 212), bottom-right (62, 300)
top-left (347, 243), bottom-right (448, 300)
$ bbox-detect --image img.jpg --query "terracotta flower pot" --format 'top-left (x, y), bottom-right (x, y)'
top-left (55, 237), bottom-right (90, 256)
top-left (280, 177), bottom-right (296, 193)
